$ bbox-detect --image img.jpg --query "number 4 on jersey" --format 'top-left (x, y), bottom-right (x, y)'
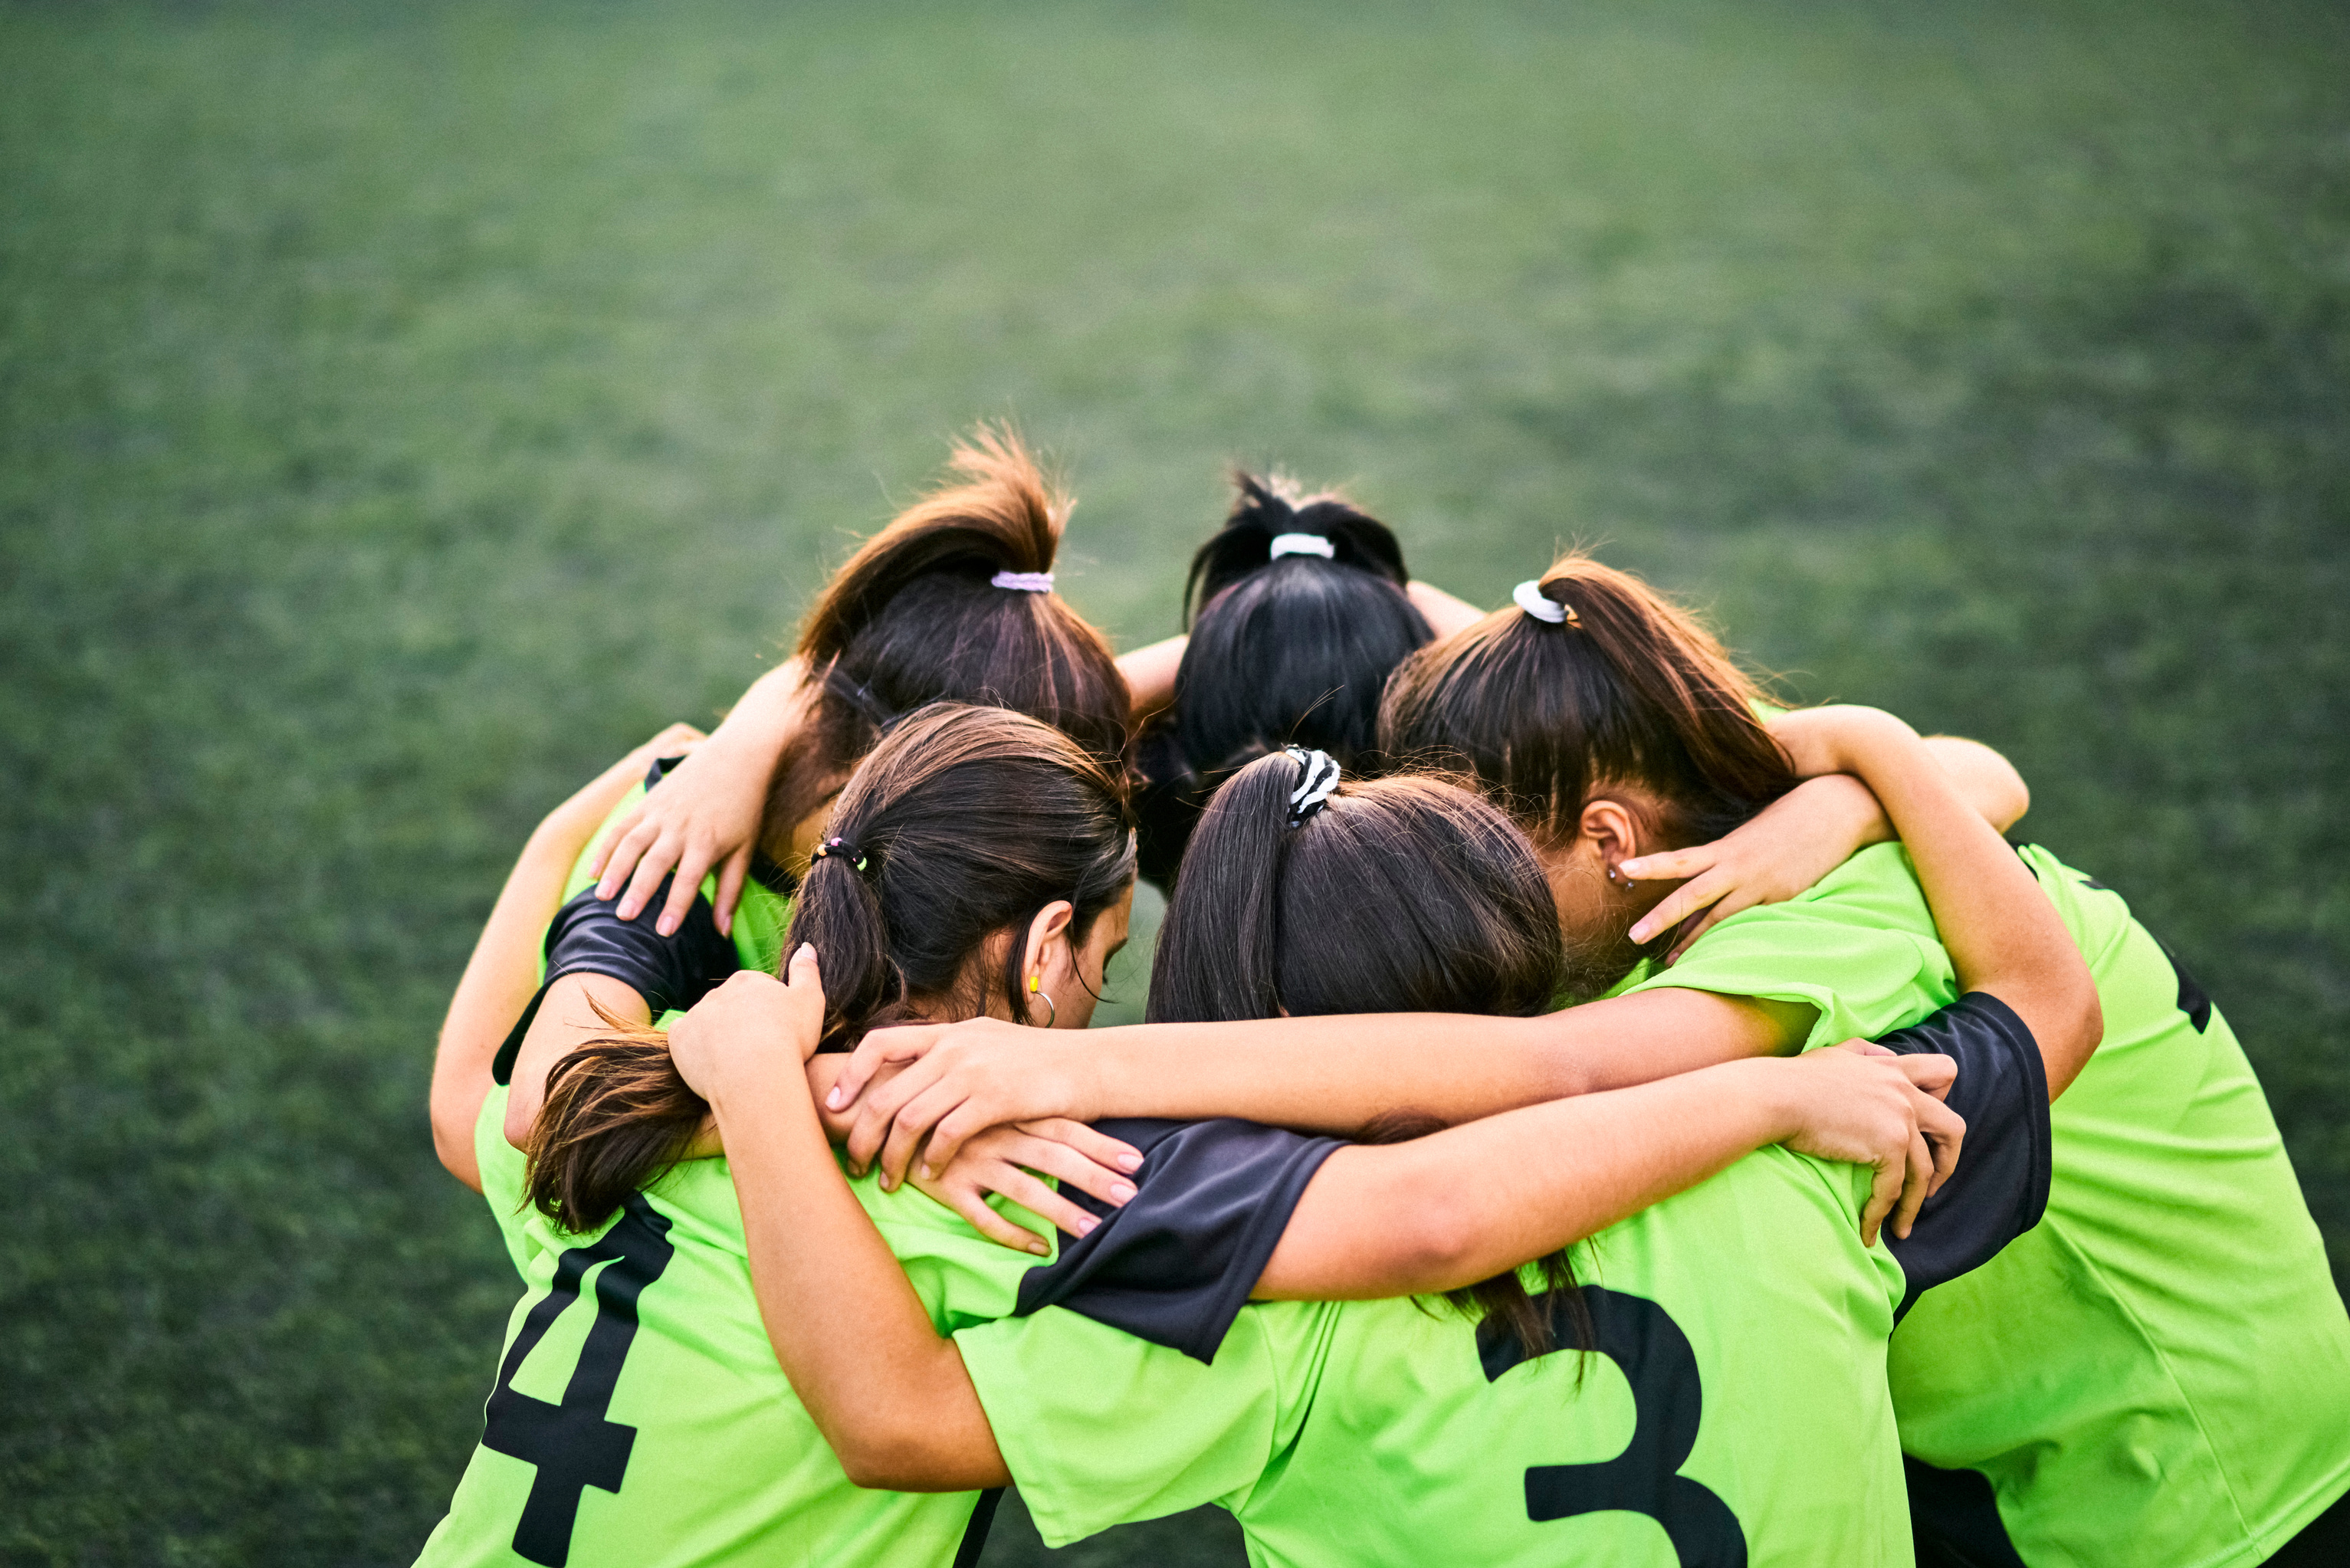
top-left (481, 1196), bottom-right (675, 1567)
top-left (1480, 1286), bottom-right (1748, 1568)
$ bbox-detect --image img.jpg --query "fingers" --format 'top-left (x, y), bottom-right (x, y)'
top-left (1890, 1130), bottom-right (1934, 1241)
top-left (1019, 1118), bottom-right (1144, 1178)
top-left (1915, 1093), bottom-right (1964, 1193)
top-left (842, 1051), bottom-right (946, 1173)
top-left (712, 845), bottom-right (753, 938)
top-left (997, 1129), bottom-right (1138, 1209)
top-left (1616, 846), bottom-right (1715, 884)
top-left (1626, 868), bottom-right (1728, 946)
top-left (1836, 1040), bottom-right (1895, 1058)
top-left (591, 809), bottom-right (655, 887)
top-left (1895, 1051), bottom-right (1957, 1101)
top-left (879, 1082), bottom-right (964, 1188)
top-left (1861, 1150), bottom-right (1901, 1249)
top-left (828, 1026), bottom-right (937, 1115)
top-left (658, 838), bottom-right (716, 937)
top-left (927, 1175), bottom-right (1056, 1255)
top-left (1662, 887), bottom-right (1764, 963)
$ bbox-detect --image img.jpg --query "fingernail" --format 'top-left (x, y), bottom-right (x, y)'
top-left (658, 918), bottom-right (677, 937)
top-left (1108, 1182), bottom-right (1136, 1205)
top-left (1629, 923), bottom-right (1653, 943)
top-left (1076, 1215), bottom-right (1099, 1236)
top-left (878, 1173), bottom-right (893, 1191)
top-left (919, 1163), bottom-right (937, 1182)
top-left (1620, 859), bottom-right (1644, 876)
top-left (1115, 1153), bottom-right (1143, 1173)
top-left (825, 1087), bottom-right (846, 1110)
top-left (1029, 1239), bottom-right (1050, 1255)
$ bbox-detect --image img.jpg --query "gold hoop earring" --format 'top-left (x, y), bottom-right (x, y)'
top-left (1028, 973), bottom-right (1057, 1028)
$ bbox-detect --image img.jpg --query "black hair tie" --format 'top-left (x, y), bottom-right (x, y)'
top-left (810, 836), bottom-right (871, 874)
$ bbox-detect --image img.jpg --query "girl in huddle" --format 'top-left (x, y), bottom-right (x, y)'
top-left (668, 705), bottom-right (2093, 1566)
top-left (1125, 471), bottom-right (1479, 887)
top-left (431, 427), bottom-right (1143, 1240)
top-left (421, 703), bottom-right (1958, 1568)
top-left (596, 467), bottom-right (1489, 913)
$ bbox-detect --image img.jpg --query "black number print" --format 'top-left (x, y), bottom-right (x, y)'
top-left (1480, 1285), bottom-right (1747, 1567)
top-left (481, 1195), bottom-right (676, 1566)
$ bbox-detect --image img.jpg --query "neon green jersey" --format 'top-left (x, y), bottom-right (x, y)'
top-left (962, 1146), bottom-right (1916, 1567)
top-left (1623, 841), bottom-right (2350, 1566)
top-left (421, 1086), bottom-right (1047, 1568)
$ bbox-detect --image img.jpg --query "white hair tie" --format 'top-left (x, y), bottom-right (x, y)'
top-left (1283, 746), bottom-right (1342, 828)
top-left (990, 570), bottom-right (1055, 593)
top-left (1513, 579), bottom-right (1575, 625)
top-left (1269, 533), bottom-right (1335, 561)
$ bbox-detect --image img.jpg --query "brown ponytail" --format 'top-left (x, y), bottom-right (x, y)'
top-left (524, 705), bottom-right (1137, 1232)
top-left (762, 426), bottom-right (1130, 841)
top-left (1379, 552), bottom-right (1797, 848)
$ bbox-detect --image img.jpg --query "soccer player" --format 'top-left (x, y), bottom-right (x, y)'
top-left (1371, 555), bottom-right (2350, 1566)
top-left (471, 426), bottom-right (1134, 1207)
top-left (421, 705), bottom-right (1956, 1568)
top-left (670, 705), bottom-right (2092, 1565)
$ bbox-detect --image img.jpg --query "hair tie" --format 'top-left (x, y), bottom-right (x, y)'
top-left (1513, 579), bottom-right (1579, 627)
top-left (990, 570), bottom-right (1055, 592)
top-left (809, 836), bottom-right (870, 874)
top-left (1283, 746), bottom-right (1342, 828)
top-left (1268, 533), bottom-right (1335, 561)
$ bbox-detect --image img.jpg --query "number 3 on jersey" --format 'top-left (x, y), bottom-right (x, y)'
top-left (1480, 1286), bottom-right (1747, 1567)
top-left (481, 1196), bottom-right (675, 1567)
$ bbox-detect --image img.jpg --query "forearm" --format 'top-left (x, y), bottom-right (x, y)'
top-left (711, 1073), bottom-right (1009, 1491)
top-left (1076, 991), bottom-right (1784, 1130)
top-left (1829, 717), bottom-right (2099, 1090)
top-left (1116, 635), bottom-right (1186, 727)
top-left (1258, 1058), bottom-right (1795, 1298)
top-left (1405, 580), bottom-right (1487, 638)
top-left (1923, 735), bottom-right (2029, 832)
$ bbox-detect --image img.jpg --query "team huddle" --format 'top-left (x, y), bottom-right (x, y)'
top-left (419, 428), bottom-right (2350, 1567)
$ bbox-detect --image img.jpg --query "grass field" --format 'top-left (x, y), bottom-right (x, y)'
top-left (4, 1), bottom-right (2345, 1562)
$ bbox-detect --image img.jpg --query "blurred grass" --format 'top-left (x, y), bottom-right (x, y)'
top-left (2, 1), bottom-right (2345, 1562)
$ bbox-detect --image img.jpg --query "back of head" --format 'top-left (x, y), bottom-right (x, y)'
top-left (768, 427), bottom-right (1131, 835)
top-left (1146, 746), bottom-right (1577, 1353)
top-left (1379, 553), bottom-right (1796, 849)
top-left (1147, 751), bottom-right (1561, 1025)
top-left (1137, 474), bottom-right (1433, 885)
top-left (529, 704), bottom-right (1136, 1233)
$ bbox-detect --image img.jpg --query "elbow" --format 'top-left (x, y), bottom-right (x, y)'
top-left (830, 1422), bottom-right (959, 1493)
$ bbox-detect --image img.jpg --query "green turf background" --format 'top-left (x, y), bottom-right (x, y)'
top-left (3, 1), bottom-right (2345, 1562)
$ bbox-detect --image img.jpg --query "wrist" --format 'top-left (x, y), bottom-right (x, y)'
top-left (1729, 1057), bottom-right (1808, 1145)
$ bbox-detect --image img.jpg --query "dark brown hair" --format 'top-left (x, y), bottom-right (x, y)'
top-left (1146, 750), bottom-right (1584, 1353)
top-left (1379, 552), bottom-right (1797, 849)
top-left (527, 705), bottom-right (1137, 1232)
top-left (761, 426), bottom-right (1131, 843)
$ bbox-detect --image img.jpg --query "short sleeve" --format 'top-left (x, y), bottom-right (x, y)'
top-left (1622, 848), bottom-right (1953, 1048)
top-left (1879, 992), bottom-right (2052, 1319)
top-left (956, 1300), bottom-right (1332, 1547)
top-left (1013, 1117), bottom-right (1344, 1363)
top-left (489, 874), bottom-right (740, 1084)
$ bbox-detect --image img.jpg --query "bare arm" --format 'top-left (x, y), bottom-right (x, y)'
top-left (594, 658), bottom-right (812, 937)
top-left (1773, 707), bottom-right (2101, 1094)
top-left (432, 723), bottom-right (705, 1190)
top-left (1406, 579), bottom-right (1487, 638)
top-left (1117, 635), bottom-right (1186, 730)
top-left (674, 963), bottom-right (1013, 1492)
top-left (668, 964), bottom-right (1958, 1494)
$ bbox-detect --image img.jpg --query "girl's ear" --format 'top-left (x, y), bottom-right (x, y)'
top-left (1018, 900), bottom-right (1077, 986)
top-left (1577, 798), bottom-right (1646, 875)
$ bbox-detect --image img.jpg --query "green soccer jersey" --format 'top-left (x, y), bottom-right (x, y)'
top-left (421, 1086), bottom-right (1049, 1568)
top-left (1622, 841), bottom-right (2350, 1566)
top-left (961, 1146), bottom-right (1917, 1567)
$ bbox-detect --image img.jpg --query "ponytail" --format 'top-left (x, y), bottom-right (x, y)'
top-left (762, 427), bottom-right (1130, 841)
top-left (1136, 473), bottom-right (1432, 887)
top-left (526, 705), bottom-right (1137, 1231)
top-left (1150, 753), bottom-right (1580, 1353)
top-left (1381, 552), bottom-right (1796, 848)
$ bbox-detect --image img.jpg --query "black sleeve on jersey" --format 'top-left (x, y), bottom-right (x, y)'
top-left (1013, 1117), bottom-right (1344, 1364)
top-left (488, 874), bottom-right (739, 1085)
top-left (1879, 992), bottom-right (2052, 1321)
